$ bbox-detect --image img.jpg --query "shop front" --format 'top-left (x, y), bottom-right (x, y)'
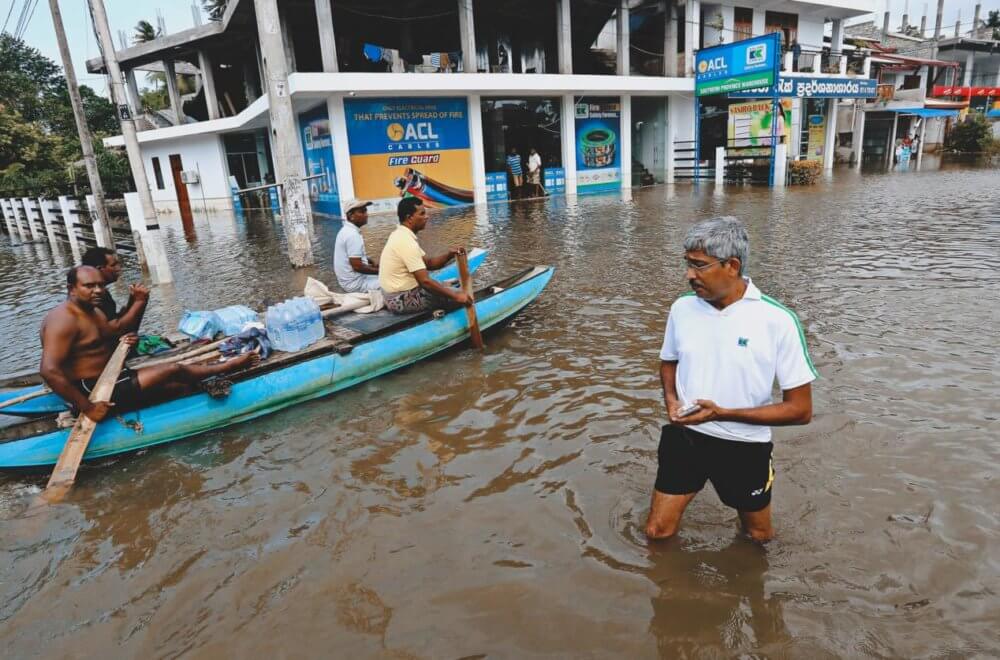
top-left (481, 97), bottom-right (564, 201)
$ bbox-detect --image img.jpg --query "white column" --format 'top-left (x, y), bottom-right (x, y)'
top-left (963, 51), bottom-right (974, 86)
top-left (198, 51), bottom-right (220, 120)
top-left (830, 19), bottom-right (844, 74)
top-left (617, 0), bottom-right (630, 75)
top-left (458, 0), bottom-right (476, 73)
top-left (314, 0), bottom-right (338, 72)
top-left (58, 196), bottom-right (82, 260)
top-left (125, 69), bottom-right (142, 116)
top-left (666, 113), bottom-right (676, 183)
top-left (620, 94), bottom-right (632, 189)
top-left (38, 197), bottom-right (61, 250)
top-left (557, 0), bottom-right (572, 74)
top-left (664, 1), bottom-right (678, 77)
top-left (773, 143), bottom-right (787, 186)
top-left (715, 146), bottom-right (725, 184)
top-left (467, 94), bottom-right (487, 205)
top-left (823, 99), bottom-right (839, 170)
top-left (684, 0), bottom-right (700, 76)
top-left (84, 194), bottom-right (109, 248)
top-left (326, 95), bottom-right (356, 216)
top-left (1, 199), bottom-right (15, 236)
top-left (853, 104), bottom-right (866, 169)
top-left (887, 112), bottom-right (899, 167)
top-left (916, 118), bottom-right (928, 166)
top-left (123, 192), bottom-right (150, 273)
top-left (561, 94), bottom-right (578, 195)
top-left (22, 198), bottom-right (42, 241)
top-left (163, 60), bottom-right (184, 125)
top-left (10, 199), bottom-right (28, 239)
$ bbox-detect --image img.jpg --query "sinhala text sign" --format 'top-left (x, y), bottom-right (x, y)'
top-left (730, 76), bottom-right (878, 99)
top-left (344, 97), bottom-right (474, 213)
top-left (695, 34), bottom-right (778, 97)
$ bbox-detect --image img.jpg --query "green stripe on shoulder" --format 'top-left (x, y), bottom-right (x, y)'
top-left (760, 295), bottom-right (819, 378)
top-left (678, 291), bottom-right (696, 299)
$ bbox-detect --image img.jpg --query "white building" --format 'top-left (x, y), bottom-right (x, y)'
top-left (88, 0), bottom-right (872, 218)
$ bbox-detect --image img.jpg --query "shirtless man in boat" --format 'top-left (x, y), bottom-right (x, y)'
top-left (40, 266), bottom-right (257, 422)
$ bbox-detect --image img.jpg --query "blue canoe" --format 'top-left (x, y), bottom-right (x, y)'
top-left (0, 248), bottom-right (489, 416)
top-left (0, 264), bottom-right (553, 468)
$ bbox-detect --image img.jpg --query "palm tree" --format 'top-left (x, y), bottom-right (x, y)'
top-left (132, 20), bottom-right (159, 45)
top-left (202, 0), bottom-right (227, 22)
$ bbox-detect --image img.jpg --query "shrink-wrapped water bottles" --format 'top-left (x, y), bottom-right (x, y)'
top-left (213, 305), bottom-right (259, 336)
top-left (265, 297), bottom-right (324, 352)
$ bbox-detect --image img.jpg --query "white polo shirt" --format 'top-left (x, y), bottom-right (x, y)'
top-left (334, 222), bottom-right (377, 293)
top-left (659, 278), bottom-right (817, 443)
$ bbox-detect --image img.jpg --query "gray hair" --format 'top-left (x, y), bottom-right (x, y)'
top-left (683, 216), bottom-right (749, 275)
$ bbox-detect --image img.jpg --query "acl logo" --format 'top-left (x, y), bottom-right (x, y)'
top-left (386, 122), bottom-right (440, 142)
top-left (698, 57), bottom-right (726, 74)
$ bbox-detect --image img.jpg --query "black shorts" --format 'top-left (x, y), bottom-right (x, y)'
top-left (79, 368), bottom-right (142, 410)
top-left (655, 424), bottom-right (774, 512)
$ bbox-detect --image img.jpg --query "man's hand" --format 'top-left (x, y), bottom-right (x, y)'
top-left (82, 401), bottom-right (115, 422)
top-left (121, 333), bottom-right (140, 346)
top-left (449, 247), bottom-right (466, 259)
top-left (671, 399), bottom-right (725, 425)
top-left (451, 291), bottom-right (471, 306)
top-left (129, 283), bottom-right (150, 302)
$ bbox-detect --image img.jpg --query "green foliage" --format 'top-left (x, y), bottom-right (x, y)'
top-left (945, 113), bottom-right (996, 154)
top-left (987, 10), bottom-right (1000, 39)
top-left (202, 0), bottom-right (228, 21)
top-left (789, 160), bottom-right (822, 185)
top-left (133, 20), bottom-right (159, 44)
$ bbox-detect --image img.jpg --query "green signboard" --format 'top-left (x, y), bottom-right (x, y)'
top-left (695, 33), bottom-right (779, 97)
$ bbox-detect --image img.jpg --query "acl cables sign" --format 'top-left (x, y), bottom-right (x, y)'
top-left (344, 97), bottom-right (474, 212)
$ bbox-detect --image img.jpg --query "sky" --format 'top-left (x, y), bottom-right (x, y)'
top-left (4, 0), bottom-right (994, 99)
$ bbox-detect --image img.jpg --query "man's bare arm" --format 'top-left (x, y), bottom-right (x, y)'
top-left (413, 269), bottom-right (469, 305)
top-left (672, 383), bottom-right (813, 427)
top-left (660, 360), bottom-right (681, 420)
top-left (349, 256), bottom-right (379, 275)
top-left (39, 313), bottom-right (92, 413)
top-left (105, 286), bottom-right (148, 336)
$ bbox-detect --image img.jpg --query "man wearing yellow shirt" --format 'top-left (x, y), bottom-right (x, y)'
top-left (379, 197), bottom-right (471, 314)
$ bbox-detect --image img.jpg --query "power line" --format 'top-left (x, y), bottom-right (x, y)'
top-left (2, 0), bottom-right (18, 34)
top-left (15, 0), bottom-right (39, 40)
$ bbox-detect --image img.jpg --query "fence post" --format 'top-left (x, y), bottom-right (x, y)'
top-left (1, 199), bottom-right (16, 236)
top-left (84, 194), bottom-right (111, 248)
top-left (38, 197), bottom-right (62, 253)
top-left (21, 198), bottom-right (42, 241)
top-left (773, 143), bottom-right (788, 187)
top-left (10, 199), bottom-right (28, 240)
top-left (123, 191), bottom-right (173, 282)
top-left (715, 147), bottom-right (726, 185)
top-left (57, 196), bottom-right (82, 262)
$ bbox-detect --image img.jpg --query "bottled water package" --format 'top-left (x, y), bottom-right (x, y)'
top-left (213, 305), bottom-right (260, 336)
top-left (178, 310), bottom-right (222, 341)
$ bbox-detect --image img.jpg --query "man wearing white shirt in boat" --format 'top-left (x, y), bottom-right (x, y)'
top-left (645, 217), bottom-right (817, 543)
top-left (379, 197), bottom-right (470, 314)
top-left (334, 199), bottom-right (380, 293)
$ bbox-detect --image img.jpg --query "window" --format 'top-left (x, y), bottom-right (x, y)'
top-left (764, 11), bottom-right (798, 49)
top-left (734, 8), bottom-right (753, 41)
top-left (151, 157), bottom-right (165, 190)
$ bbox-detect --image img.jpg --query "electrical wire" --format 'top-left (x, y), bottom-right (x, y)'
top-left (2, 0), bottom-right (18, 34)
top-left (15, 0), bottom-right (39, 40)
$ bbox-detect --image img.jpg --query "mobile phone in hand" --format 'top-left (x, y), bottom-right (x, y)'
top-left (676, 402), bottom-right (701, 418)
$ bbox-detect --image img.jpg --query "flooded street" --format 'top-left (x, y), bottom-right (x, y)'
top-left (1, 164), bottom-right (998, 657)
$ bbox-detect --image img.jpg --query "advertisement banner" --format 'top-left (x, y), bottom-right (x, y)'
top-left (345, 97), bottom-right (473, 213)
top-left (297, 105), bottom-right (339, 216)
top-left (730, 76), bottom-right (878, 99)
top-left (806, 114), bottom-right (826, 161)
top-left (933, 85), bottom-right (1000, 97)
top-left (486, 171), bottom-right (508, 201)
top-left (544, 167), bottom-right (566, 194)
top-left (727, 99), bottom-right (793, 155)
top-left (696, 34), bottom-right (778, 97)
top-left (575, 97), bottom-right (621, 193)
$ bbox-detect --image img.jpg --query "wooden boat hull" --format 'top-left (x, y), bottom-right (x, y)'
top-left (0, 265), bottom-right (553, 468)
top-left (0, 248), bottom-right (489, 416)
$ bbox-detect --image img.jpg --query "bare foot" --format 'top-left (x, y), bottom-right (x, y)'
top-left (224, 350), bottom-right (260, 372)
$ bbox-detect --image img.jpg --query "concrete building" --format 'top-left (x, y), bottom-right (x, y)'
top-left (87, 0), bottom-right (872, 218)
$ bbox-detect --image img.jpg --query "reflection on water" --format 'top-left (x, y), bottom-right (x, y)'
top-left (1, 162), bottom-right (998, 657)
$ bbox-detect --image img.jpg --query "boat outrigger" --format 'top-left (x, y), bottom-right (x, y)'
top-left (0, 261), bottom-right (554, 469)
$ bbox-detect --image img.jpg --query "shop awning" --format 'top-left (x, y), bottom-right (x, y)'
top-left (890, 108), bottom-right (961, 118)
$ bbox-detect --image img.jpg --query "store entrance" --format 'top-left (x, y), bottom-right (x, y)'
top-left (481, 97), bottom-right (563, 200)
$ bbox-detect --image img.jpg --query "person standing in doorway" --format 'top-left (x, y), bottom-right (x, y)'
top-left (645, 217), bottom-right (816, 543)
top-left (526, 147), bottom-right (546, 197)
top-left (791, 39), bottom-right (802, 72)
top-left (506, 148), bottom-right (523, 199)
top-left (333, 198), bottom-right (380, 293)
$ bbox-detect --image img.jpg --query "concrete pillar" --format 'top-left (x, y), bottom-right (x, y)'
top-left (10, 199), bottom-right (28, 239)
top-left (458, 0), bottom-right (476, 74)
top-left (125, 69), bottom-right (142, 116)
top-left (853, 104), bottom-right (866, 169)
top-left (163, 60), bottom-right (185, 125)
top-left (255, 0), bottom-right (314, 265)
top-left (684, 0), bottom-right (700, 76)
top-left (882, 11), bottom-right (891, 44)
top-left (666, 114), bottom-right (676, 183)
top-left (123, 192), bottom-right (152, 273)
top-left (963, 51), bottom-right (974, 86)
top-left (314, 0), bottom-right (338, 72)
top-left (916, 118), bottom-right (928, 166)
top-left (620, 94), bottom-right (632, 188)
top-left (715, 146), bottom-right (725, 184)
top-left (823, 99), bottom-right (839, 170)
top-left (664, 1), bottom-right (678, 76)
top-left (84, 194), bottom-right (109, 248)
top-left (467, 94), bottom-right (487, 205)
top-left (557, 0), bottom-right (572, 75)
top-left (617, 0), bottom-right (630, 76)
top-left (831, 19), bottom-right (845, 73)
top-left (21, 198), bottom-right (42, 241)
top-left (38, 197), bottom-right (61, 251)
top-left (198, 50), bottom-right (220, 120)
top-left (561, 94), bottom-right (578, 195)
top-left (58, 195), bottom-right (82, 260)
top-left (773, 143), bottom-right (787, 187)
top-left (326, 95), bottom-right (356, 217)
top-left (887, 112), bottom-right (899, 167)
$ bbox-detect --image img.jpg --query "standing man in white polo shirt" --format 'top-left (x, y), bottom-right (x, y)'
top-left (334, 199), bottom-right (380, 293)
top-left (646, 217), bottom-right (817, 543)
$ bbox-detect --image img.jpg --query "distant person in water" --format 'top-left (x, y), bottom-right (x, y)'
top-left (39, 266), bottom-right (258, 421)
top-left (334, 198), bottom-right (380, 293)
top-left (378, 197), bottom-right (470, 314)
top-left (81, 246), bottom-right (147, 333)
top-left (646, 217), bottom-right (816, 543)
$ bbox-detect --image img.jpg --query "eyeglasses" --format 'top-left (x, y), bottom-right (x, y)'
top-left (684, 258), bottom-right (727, 272)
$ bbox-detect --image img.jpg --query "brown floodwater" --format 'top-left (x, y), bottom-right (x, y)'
top-left (1, 162), bottom-right (998, 657)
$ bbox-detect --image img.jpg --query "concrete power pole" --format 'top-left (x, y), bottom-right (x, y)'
top-left (86, 0), bottom-right (173, 283)
top-left (253, 0), bottom-right (314, 267)
top-left (48, 0), bottom-right (115, 251)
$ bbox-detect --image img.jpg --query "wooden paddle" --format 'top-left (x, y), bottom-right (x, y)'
top-left (42, 338), bottom-right (131, 503)
top-left (456, 251), bottom-right (484, 350)
top-left (0, 386), bottom-right (52, 411)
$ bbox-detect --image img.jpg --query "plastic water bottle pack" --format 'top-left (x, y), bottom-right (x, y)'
top-left (213, 305), bottom-right (260, 336)
top-left (265, 298), bottom-right (324, 352)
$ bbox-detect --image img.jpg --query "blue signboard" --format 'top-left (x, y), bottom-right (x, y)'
top-left (695, 33), bottom-right (779, 97)
top-left (729, 76), bottom-right (879, 99)
top-left (543, 166), bottom-right (566, 194)
top-left (298, 105), bottom-right (340, 216)
top-left (486, 171), bottom-right (508, 201)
